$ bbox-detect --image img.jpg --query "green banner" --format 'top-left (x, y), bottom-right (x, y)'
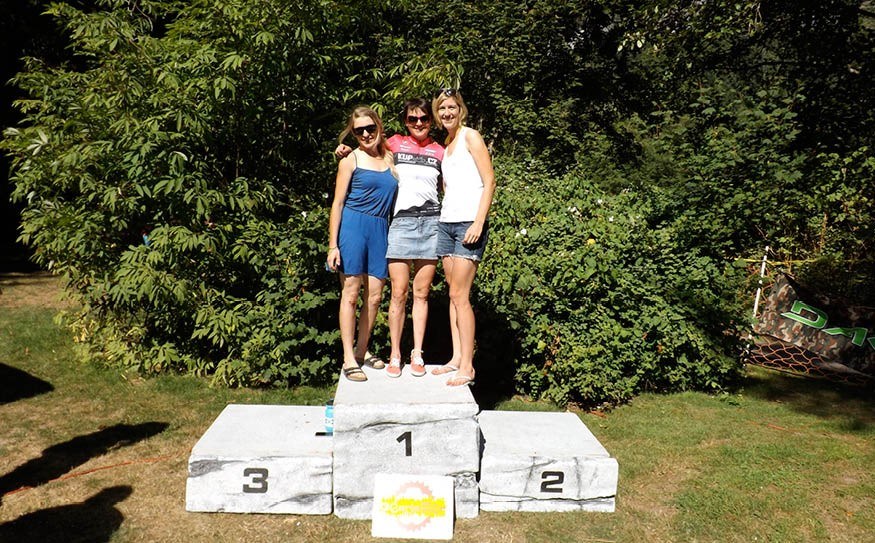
top-left (749, 274), bottom-right (875, 384)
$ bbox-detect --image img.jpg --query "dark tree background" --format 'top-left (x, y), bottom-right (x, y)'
top-left (2, 1), bottom-right (55, 270)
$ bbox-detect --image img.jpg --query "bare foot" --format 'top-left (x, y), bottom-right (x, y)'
top-left (431, 363), bottom-right (459, 375)
top-left (446, 370), bottom-right (475, 387)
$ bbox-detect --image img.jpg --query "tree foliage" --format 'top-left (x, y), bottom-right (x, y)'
top-left (3, 0), bottom-right (356, 384)
top-left (3, 0), bottom-right (874, 403)
top-left (479, 156), bottom-right (744, 404)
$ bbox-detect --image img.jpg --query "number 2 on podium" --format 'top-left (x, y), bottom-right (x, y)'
top-left (540, 471), bottom-right (565, 493)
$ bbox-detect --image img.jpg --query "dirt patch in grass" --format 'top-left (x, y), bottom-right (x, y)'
top-left (814, 464), bottom-right (875, 542)
top-left (620, 461), bottom-right (699, 543)
top-left (0, 272), bottom-right (72, 310)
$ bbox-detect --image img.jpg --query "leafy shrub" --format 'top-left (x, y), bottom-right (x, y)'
top-left (2, 0), bottom-right (349, 385)
top-left (791, 147), bottom-right (875, 304)
top-left (478, 157), bottom-right (744, 405)
top-left (3, 0), bottom-right (872, 406)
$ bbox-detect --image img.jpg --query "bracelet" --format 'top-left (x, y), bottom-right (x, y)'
top-left (328, 246), bottom-right (338, 251)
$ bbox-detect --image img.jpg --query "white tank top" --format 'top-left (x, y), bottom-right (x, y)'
top-left (440, 127), bottom-right (484, 222)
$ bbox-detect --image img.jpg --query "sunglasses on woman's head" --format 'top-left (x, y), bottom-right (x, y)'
top-left (352, 124), bottom-right (378, 137)
top-left (406, 115), bottom-right (430, 124)
top-left (439, 88), bottom-right (458, 97)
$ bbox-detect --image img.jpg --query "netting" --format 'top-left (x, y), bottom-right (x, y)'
top-left (745, 336), bottom-right (874, 387)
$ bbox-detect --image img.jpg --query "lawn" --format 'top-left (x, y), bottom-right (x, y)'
top-left (1, 273), bottom-right (873, 542)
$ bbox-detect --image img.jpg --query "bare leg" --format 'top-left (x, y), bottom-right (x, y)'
top-left (432, 256), bottom-right (463, 374)
top-left (388, 260), bottom-right (411, 362)
top-left (445, 257), bottom-right (478, 386)
top-left (339, 273), bottom-right (363, 369)
top-left (410, 259), bottom-right (437, 358)
top-left (353, 275), bottom-right (386, 361)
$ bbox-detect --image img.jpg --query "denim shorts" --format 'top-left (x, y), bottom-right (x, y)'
top-left (436, 221), bottom-right (488, 261)
top-left (386, 215), bottom-right (439, 260)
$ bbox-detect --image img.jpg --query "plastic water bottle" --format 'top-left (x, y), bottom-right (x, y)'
top-left (324, 400), bottom-right (334, 435)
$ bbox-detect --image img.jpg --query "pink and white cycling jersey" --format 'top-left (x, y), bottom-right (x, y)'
top-left (387, 134), bottom-right (444, 217)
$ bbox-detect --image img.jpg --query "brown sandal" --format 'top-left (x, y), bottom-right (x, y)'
top-left (342, 365), bottom-right (367, 382)
top-left (358, 352), bottom-right (385, 370)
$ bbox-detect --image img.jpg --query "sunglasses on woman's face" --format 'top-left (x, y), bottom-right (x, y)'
top-left (352, 124), bottom-right (378, 137)
top-left (406, 115), bottom-right (430, 124)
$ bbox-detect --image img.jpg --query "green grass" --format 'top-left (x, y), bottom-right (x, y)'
top-left (1, 282), bottom-right (873, 542)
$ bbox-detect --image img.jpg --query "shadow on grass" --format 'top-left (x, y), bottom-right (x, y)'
top-left (0, 422), bottom-right (168, 502)
top-left (0, 363), bottom-right (54, 404)
top-left (744, 366), bottom-right (875, 432)
top-left (0, 273), bottom-right (50, 287)
top-left (0, 485), bottom-right (131, 543)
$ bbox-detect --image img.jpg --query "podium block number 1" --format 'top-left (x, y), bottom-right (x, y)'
top-left (540, 471), bottom-right (564, 494)
top-left (243, 467), bottom-right (269, 493)
top-left (396, 431), bottom-right (412, 456)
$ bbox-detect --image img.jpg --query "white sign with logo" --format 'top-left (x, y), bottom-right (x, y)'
top-left (371, 473), bottom-right (454, 540)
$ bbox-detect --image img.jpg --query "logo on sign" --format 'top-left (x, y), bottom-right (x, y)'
top-left (781, 299), bottom-right (875, 349)
top-left (379, 481), bottom-right (446, 531)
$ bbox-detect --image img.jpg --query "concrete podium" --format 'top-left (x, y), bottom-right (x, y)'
top-left (332, 364), bottom-right (480, 519)
top-left (185, 371), bottom-right (620, 518)
top-left (186, 404), bottom-right (333, 514)
top-left (478, 410), bottom-right (618, 512)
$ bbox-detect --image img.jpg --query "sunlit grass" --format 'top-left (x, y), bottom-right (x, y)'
top-left (1, 279), bottom-right (873, 542)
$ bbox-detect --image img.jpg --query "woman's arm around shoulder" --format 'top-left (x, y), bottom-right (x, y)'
top-left (335, 143), bottom-right (353, 158)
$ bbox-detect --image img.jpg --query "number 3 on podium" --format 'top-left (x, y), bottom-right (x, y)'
top-left (242, 467), bottom-right (269, 493)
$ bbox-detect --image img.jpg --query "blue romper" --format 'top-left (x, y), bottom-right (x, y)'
top-left (338, 153), bottom-right (397, 278)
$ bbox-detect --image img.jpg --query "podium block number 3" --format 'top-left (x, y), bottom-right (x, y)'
top-left (243, 467), bottom-right (269, 493)
top-left (396, 431), bottom-right (412, 456)
top-left (540, 471), bottom-right (564, 494)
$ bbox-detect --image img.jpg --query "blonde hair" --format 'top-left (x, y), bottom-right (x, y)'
top-left (338, 106), bottom-right (395, 175)
top-left (432, 89), bottom-right (469, 142)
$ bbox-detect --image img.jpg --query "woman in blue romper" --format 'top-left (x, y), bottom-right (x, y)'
top-left (327, 106), bottom-right (398, 382)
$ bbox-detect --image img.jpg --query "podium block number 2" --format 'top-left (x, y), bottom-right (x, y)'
top-left (243, 467), bottom-right (269, 493)
top-left (396, 431), bottom-right (412, 456)
top-left (540, 471), bottom-right (564, 494)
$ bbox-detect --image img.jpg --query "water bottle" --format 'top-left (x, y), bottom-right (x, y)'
top-left (324, 400), bottom-right (334, 435)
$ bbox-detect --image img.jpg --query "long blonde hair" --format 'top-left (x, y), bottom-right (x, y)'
top-left (338, 106), bottom-right (395, 174)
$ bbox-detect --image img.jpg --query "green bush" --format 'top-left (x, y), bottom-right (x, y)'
top-left (478, 157), bottom-right (744, 405)
top-left (2, 0), bottom-right (349, 385)
top-left (791, 147), bottom-right (875, 304)
top-left (4, 0), bottom-right (871, 406)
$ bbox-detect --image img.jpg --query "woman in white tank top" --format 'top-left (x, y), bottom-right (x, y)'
top-left (430, 89), bottom-right (496, 387)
